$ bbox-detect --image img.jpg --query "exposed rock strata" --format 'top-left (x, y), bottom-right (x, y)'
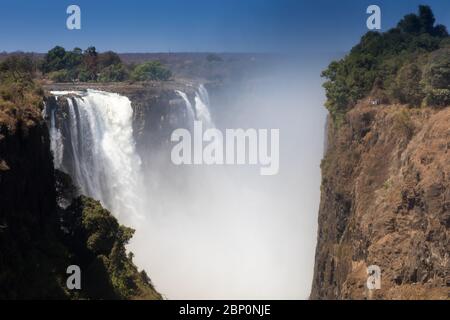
top-left (311, 101), bottom-right (449, 299)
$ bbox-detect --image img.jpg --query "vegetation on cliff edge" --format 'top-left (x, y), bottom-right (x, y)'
top-left (41, 46), bottom-right (172, 83)
top-left (322, 5), bottom-right (450, 122)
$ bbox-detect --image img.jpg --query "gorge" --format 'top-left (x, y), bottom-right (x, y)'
top-left (40, 70), bottom-right (325, 299)
top-left (4, 5), bottom-right (447, 298)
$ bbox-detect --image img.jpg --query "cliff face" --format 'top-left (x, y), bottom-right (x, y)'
top-left (1, 85), bottom-right (163, 299)
top-left (311, 101), bottom-right (449, 299)
top-left (0, 99), bottom-right (66, 298)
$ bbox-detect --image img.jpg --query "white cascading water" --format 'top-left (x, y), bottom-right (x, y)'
top-left (194, 84), bottom-right (213, 126)
top-left (49, 107), bottom-right (64, 169)
top-left (176, 84), bottom-right (214, 128)
top-left (51, 89), bottom-right (144, 225)
top-left (175, 90), bottom-right (196, 123)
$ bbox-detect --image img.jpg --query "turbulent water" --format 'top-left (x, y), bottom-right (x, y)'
top-left (194, 84), bottom-right (214, 126)
top-left (50, 89), bottom-right (144, 224)
top-left (175, 90), bottom-right (195, 123)
top-left (48, 80), bottom-right (323, 299)
top-left (176, 84), bottom-right (213, 127)
top-left (49, 106), bottom-right (64, 169)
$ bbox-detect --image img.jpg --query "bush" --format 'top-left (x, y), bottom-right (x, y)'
top-left (131, 61), bottom-right (172, 81)
top-left (48, 70), bottom-right (71, 82)
top-left (61, 196), bottom-right (161, 299)
top-left (424, 88), bottom-right (450, 107)
top-left (98, 64), bottom-right (129, 82)
top-left (393, 109), bottom-right (415, 139)
top-left (423, 48), bottom-right (450, 107)
top-left (423, 48), bottom-right (450, 89)
top-left (392, 63), bottom-right (425, 106)
top-left (41, 46), bottom-right (130, 83)
top-left (0, 55), bottom-right (35, 83)
top-left (0, 55), bottom-right (42, 111)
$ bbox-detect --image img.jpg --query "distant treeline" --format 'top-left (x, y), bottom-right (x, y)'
top-left (41, 46), bottom-right (172, 82)
top-left (322, 5), bottom-right (450, 121)
top-left (0, 46), bottom-right (173, 83)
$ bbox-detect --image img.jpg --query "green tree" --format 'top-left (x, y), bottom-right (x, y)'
top-left (41, 47), bottom-right (83, 77)
top-left (130, 61), bottom-right (172, 81)
top-left (0, 55), bottom-right (35, 83)
top-left (98, 51), bottom-right (122, 69)
top-left (321, 5), bottom-right (449, 119)
top-left (397, 14), bottom-right (421, 34)
top-left (64, 48), bottom-right (83, 70)
top-left (392, 63), bottom-right (425, 106)
top-left (98, 63), bottom-right (129, 82)
top-left (82, 46), bottom-right (99, 81)
top-left (42, 46), bottom-right (67, 72)
top-left (418, 5), bottom-right (435, 34)
top-left (423, 48), bottom-right (450, 107)
top-left (48, 69), bottom-right (71, 82)
top-left (60, 196), bottom-right (161, 299)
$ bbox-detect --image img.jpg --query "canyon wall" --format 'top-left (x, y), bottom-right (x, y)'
top-left (310, 101), bottom-right (449, 299)
top-left (0, 100), bottom-right (64, 298)
top-left (0, 86), bottom-right (162, 299)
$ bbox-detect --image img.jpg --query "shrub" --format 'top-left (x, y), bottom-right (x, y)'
top-left (423, 48), bottom-right (450, 107)
top-left (424, 88), bottom-right (450, 107)
top-left (131, 61), bottom-right (172, 81)
top-left (60, 196), bottom-right (160, 299)
top-left (48, 70), bottom-right (71, 82)
top-left (98, 64), bottom-right (129, 82)
top-left (392, 63), bottom-right (425, 106)
top-left (393, 109), bottom-right (414, 139)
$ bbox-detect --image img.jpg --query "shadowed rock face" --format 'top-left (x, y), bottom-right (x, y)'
top-left (0, 103), bottom-right (64, 298)
top-left (311, 101), bottom-right (449, 300)
top-left (0, 84), bottom-right (164, 299)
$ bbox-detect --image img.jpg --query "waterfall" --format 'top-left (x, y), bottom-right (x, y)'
top-left (48, 85), bottom-right (232, 298)
top-left (194, 84), bottom-right (214, 127)
top-left (175, 90), bottom-right (195, 122)
top-left (50, 85), bottom-right (213, 223)
top-left (49, 107), bottom-right (64, 169)
top-left (50, 89), bottom-right (144, 224)
top-left (176, 84), bottom-right (214, 128)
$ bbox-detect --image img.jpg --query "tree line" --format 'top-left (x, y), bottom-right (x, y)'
top-left (322, 5), bottom-right (450, 122)
top-left (0, 46), bottom-right (173, 84)
top-left (41, 46), bottom-right (172, 82)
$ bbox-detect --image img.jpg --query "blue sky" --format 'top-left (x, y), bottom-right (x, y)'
top-left (0, 0), bottom-right (449, 53)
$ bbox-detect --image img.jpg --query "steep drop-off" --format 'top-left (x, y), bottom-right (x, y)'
top-left (0, 96), bottom-right (65, 298)
top-left (311, 100), bottom-right (449, 299)
top-left (0, 85), bottom-right (161, 299)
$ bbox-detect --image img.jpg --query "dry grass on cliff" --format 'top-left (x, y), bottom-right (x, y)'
top-left (313, 100), bottom-right (449, 300)
top-left (0, 81), bottom-right (44, 132)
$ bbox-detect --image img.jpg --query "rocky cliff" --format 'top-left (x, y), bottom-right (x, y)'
top-left (1, 83), bottom-right (162, 299)
top-left (310, 100), bottom-right (449, 299)
top-left (0, 93), bottom-right (65, 298)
